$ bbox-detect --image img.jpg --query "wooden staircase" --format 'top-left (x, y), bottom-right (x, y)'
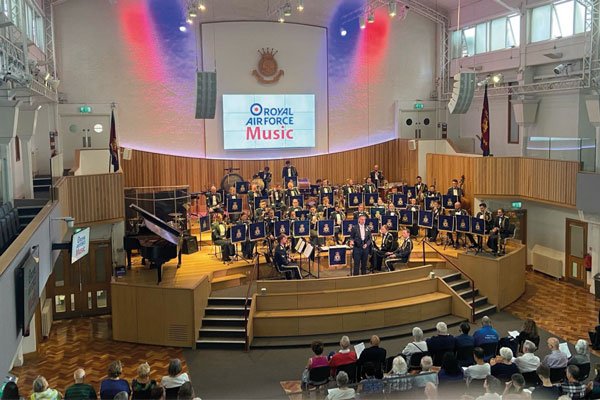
top-left (442, 272), bottom-right (497, 320)
top-left (196, 297), bottom-right (249, 350)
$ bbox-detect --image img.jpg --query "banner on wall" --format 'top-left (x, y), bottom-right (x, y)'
top-left (223, 94), bottom-right (315, 150)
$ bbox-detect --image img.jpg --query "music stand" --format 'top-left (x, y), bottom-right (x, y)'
top-left (292, 220), bottom-right (310, 238)
top-left (366, 218), bottom-right (379, 234)
top-left (370, 207), bottom-right (385, 220)
top-left (424, 197), bottom-right (435, 210)
top-left (230, 223), bottom-right (251, 264)
top-left (438, 215), bottom-right (455, 250)
top-left (399, 209), bottom-right (413, 226)
top-left (364, 193), bottom-right (379, 207)
top-left (249, 222), bottom-right (266, 242)
top-left (348, 193), bottom-right (362, 208)
top-left (227, 198), bottom-right (243, 215)
top-left (393, 193), bottom-right (407, 209)
top-left (198, 215), bottom-right (211, 249)
top-left (320, 192), bottom-right (334, 205)
top-left (342, 220), bottom-right (355, 238)
top-left (310, 185), bottom-right (320, 196)
top-left (405, 186), bottom-right (416, 199)
top-left (381, 215), bottom-right (399, 232)
top-left (296, 210), bottom-right (310, 220)
top-left (290, 195), bottom-right (304, 208)
top-left (442, 195), bottom-right (458, 210)
top-left (274, 220), bottom-right (291, 237)
top-left (254, 196), bottom-right (268, 210)
top-left (318, 220), bottom-right (335, 238)
top-left (418, 210), bottom-right (434, 244)
top-left (235, 181), bottom-right (249, 195)
top-left (456, 214), bottom-right (471, 251)
top-left (328, 246), bottom-right (347, 268)
top-left (471, 216), bottom-right (487, 255)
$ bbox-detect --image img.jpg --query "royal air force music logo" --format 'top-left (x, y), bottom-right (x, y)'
top-left (245, 102), bottom-right (295, 142)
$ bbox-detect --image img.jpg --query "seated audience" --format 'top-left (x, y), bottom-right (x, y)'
top-left (465, 347), bottom-right (491, 381)
top-left (329, 336), bottom-right (357, 376)
top-left (455, 322), bottom-right (475, 348)
top-left (438, 352), bottom-right (464, 384)
top-left (473, 316), bottom-right (499, 347)
top-left (414, 356), bottom-right (437, 388)
top-left (31, 376), bottom-right (61, 400)
top-left (424, 382), bottom-right (438, 400)
top-left (426, 322), bottom-right (455, 365)
top-left (100, 361), bottom-right (130, 400)
top-left (148, 387), bottom-right (165, 400)
top-left (476, 375), bottom-right (504, 400)
top-left (490, 347), bottom-right (519, 381)
top-left (532, 364), bottom-right (560, 400)
top-left (113, 393), bottom-right (128, 400)
top-left (305, 340), bottom-right (329, 371)
top-left (359, 362), bottom-right (384, 395)
top-left (65, 368), bottom-right (96, 400)
top-left (502, 373), bottom-right (528, 400)
top-left (568, 339), bottom-right (590, 366)
top-left (1, 382), bottom-right (21, 400)
top-left (517, 319), bottom-right (540, 353)
top-left (357, 335), bottom-right (386, 379)
top-left (561, 365), bottom-right (586, 400)
top-left (385, 356), bottom-right (412, 392)
top-left (542, 337), bottom-right (568, 369)
top-left (176, 382), bottom-right (200, 400)
top-left (161, 359), bottom-right (190, 389)
top-left (514, 340), bottom-right (540, 373)
top-left (401, 327), bottom-right (428, 366)
top-left (325, 371), bottom-right (355, 400)
top-left (132, 362), bottom-right (157, 400)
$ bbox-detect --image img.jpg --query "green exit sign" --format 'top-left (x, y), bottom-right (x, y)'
top-left (414, 103), bottom-right (424, 110)
top-left (511, 201), bottom-right (522, 209)
top-left (79, 106), bottom-right (92, 113)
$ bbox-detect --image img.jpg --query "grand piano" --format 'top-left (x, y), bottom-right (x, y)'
top-left (125, 204), bottom-right (183, 284)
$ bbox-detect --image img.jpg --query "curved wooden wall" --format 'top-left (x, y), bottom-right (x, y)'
top-left (121, 139), bottom-right (418, 192)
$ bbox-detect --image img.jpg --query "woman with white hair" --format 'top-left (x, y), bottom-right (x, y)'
top-left (132, 362), bottom-right (157, 400)
top-left (401, 327), bottom-right (428, 366)
top-left (384, 356), bottom-right (412, 392)
top-left (490, 347), bottom-right (519, 381)
top-left (329, 336), bottom-right (357, 377)
top-left (30, 376), bottom-right (61, 400)
top-left (568, 339), bottom-right (590, 366)
top-left (325, 371), bottom-right (355, 400)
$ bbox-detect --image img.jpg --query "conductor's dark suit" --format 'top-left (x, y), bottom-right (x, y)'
top-left (487, 215), bottom-right (511, 253)
top-left (350, 222), bottom-right (373, 275)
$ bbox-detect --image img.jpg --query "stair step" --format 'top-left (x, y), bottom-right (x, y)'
top-left (211, 273), bottom-right (246, 284)
top-left (442, 272), bottom-right (462, 283)
top-left (468, 296), bottom-right (489, 308)
top-left (202, 316), bottom-right (246, 327)
top-left (205, 305), bottom-right (247, 316)
top-left (457, 288), bottom-right (479, 299)
top-left (449, 279), bottom-right (471, 291)
top-left (196, 338), bottom-right (246, 350)
top-left (208, 297), bottom-right (247, 305)
top-left (199, 327), bottom-right (246, 338)
top-left (474, 304), bottom-right (497, 319)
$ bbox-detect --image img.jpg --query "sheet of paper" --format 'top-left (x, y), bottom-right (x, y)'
top-left (354, 342), bottom-right (366, 359)
top-left (320, 246), bottom-right (329, 251)
top-left (508, 331), bottom-right (519, 339)
top-left (559, 342), bottom-right (571, 358)
top-left (303, 242), bottom-right (314, 259)
top-left (295, 238), bottom-right (305, 253)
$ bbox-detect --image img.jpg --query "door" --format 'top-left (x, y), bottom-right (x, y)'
top-left (418, 110), bottom-right (437, 139)
top-left (565, 219), bottom-right (588, 286)
top-left (399, 110), bottom-right (437, 139)
top-left (48, 241), bottom-right (113, 319)
top-left (59, 115), bottom-right (111, 170)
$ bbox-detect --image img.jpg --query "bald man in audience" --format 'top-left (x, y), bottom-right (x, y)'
top-left (357, 335), bottom-right (387, 379)
top-left (64, 368), bottom-right (97, 400)
top-left (542, 337), bottom-right (568, 368)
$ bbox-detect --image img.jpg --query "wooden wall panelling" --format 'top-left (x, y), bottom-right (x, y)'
top-left (426, 154), bottom-right (475, 211)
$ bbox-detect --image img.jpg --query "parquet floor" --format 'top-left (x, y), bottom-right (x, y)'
top-left (10, 316), bottom-right (186, 398)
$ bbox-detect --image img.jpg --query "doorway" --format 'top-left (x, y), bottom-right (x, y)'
top-left (399, 109), bottom-right (437, 139)
top-left (48, 240), bottom-right (112, 319)
top-left (565, 218), bottom-right (588, 287)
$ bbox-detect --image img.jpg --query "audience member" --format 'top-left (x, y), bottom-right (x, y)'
top-left (455, 322), bottom-right (475, 348)
top-left (490, 347), bottom-right (519, 381)
top-left (1, 382), bottom-right (21, 400)
top-left (329, 336), bottom-right (357, 376)
top-left (561, 365), bottom-right (586, 400)
top-left (502, 373), bottom-right (528, 400)
top-left (473, 316), bottom-right (499, 347)
top-left (517, 319), bottom-right (540, 352)
top-left (424, 382), bottom-right (438, 400)
top-left (542, 337), bottom-right (568, 369)
top-left (568, 339), bottom-right (590, 366)
top-left (113, 393), bottom-right (128, 400)
top-left (100, 361), bottom-right (130, 400)
top-left (325, 372), bottom-right (355, 400)
top-left (476, 375), bottom-right (504, 400)
top-left (148, 387), bottom-right (165, 400)
top-left (359, 362), bottom-right (384, 395)
top-left (31, 376), bottom-right (61, 400)
top-left (437, 352), bottom-right (464, 383)
top-left (161, 359), bottom-right (190, 389)
top-left (64, 368), bottom-right (96, 400)
top-left (301, 340), bottom-right (329, 389)
top-left (514, 340), bottom-right (540, 373)
top-left (532, 364), bottom-right (560, 400)
top-left (176, 382), bottom-right (200, 400)
top-left (401, 327), bottom-right (428, 366)
top-left (385, 356), bottom-right (412, 392)
top-left (132, 362), bottom-right (157, 400)
top-left (426, 322), bottom-right (455, 365)
top-left (465, 347), bottom-right (491, 381)
top-left (414, 356), bottom-right (437, 388)
top-left (357, 335), bottom-right (386, 379)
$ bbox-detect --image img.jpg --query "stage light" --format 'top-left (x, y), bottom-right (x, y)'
top-left (283, 2), bottom-right (292, 16)
top-left (198, 0), bottom-right (206, 11)
top-left (367, 12), bottom-right (375, 23)
top-left (554, 63), bottom-right (571, 75)
top-left (388, 1), bottom-right (397, 17)
top-left (188, 9), bottom-right (197, 18)
top-left (491, 73), bottom-right (503, 85)
top-left (297, 0), bottom-right (304, 12)
top-left (186, 16), bottom-right (193, 25)
top-left (179, 26), bottom-right (187, 32)
top-left (278, 9), bottom-right (285, 23)
top-left (340, 27), bottom-right (347, 36)
top-left (477, 76), bottom-right (490, 87)
top-left (359, 15), bottom-right (366, 29)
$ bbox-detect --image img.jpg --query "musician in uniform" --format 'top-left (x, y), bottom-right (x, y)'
top-left (353, 203), bottom-right (368, 221)
top-left (349, 214), bottom-right (373, 275)
top-left (426, 184), bottom-right (441, 203)
top-left (238, 211), bottom-right (254, 259)
top-left (384, 228), bottom-right (413, 271)
top-left (258, 166), bottom-right (272, 192)
top-left (428, 200), bottom-right (442, 242)
top-left (254, 199), bottom-right (268, 222)
top-left (225, 186), bottom-right (240, 223)
top-left (373, 224), bottom-right (397, 272)
top-left (407, 198), bottom-right (420, 237)
top-left (264, 208), bottom-right (279, 239)
top-left (318, 196), bottom-right (333, 216)
top-left (288, 198), bottom-right (303, 215)
top-left (343, 178), bottom-right (359, 210)
top-left (269, 184), bottom-right (285, 210)
top-left (386, 186), bottom-right (399, 204)
top-left (448, 202), bottom-right (476, 249)
top-left (447, 179), bottom-right (464, 200)
top-left (273, 234), bottom-right (302, 279)
top-left (330, 204), bottom-right (345, 244)
top-left (205, 186), bottom-right (223, 214)
top-left (415, 176), bottom-right (428, 200)
top-left (285, 180), bottom-right (300, 202)
top-left (370, 165), bottom-right (385, 189)
top-left (385, 203), bottom-right (399, 241)
top-left (281, 160), bottom-right (298, 183)
top-left (363, 177), bottom-right (377, 194)
top-left (247, 183), bottom-right (260, 216)
top-left (211, 213), bottom-right (235, 262)
top-left (475, 202), bottom-right (493, 250)
top-left (487, 208), bottom-right (511, 255)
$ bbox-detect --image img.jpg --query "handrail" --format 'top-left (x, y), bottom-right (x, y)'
top-left (422, 241), bottom-right (475, 322)
top-left (243, 252), bottom-right (260, 351)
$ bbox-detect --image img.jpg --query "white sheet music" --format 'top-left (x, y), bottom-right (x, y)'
top-left (295, 238), bottom-right (306, 253)
top-left (508, 331), bottom-right (519, 339)
top-left (303, 242), bottom-right (314, 259)
top-left (354, 342), bottom-right (366, 359)
top-left (559, 342), bottom-right (571, 358)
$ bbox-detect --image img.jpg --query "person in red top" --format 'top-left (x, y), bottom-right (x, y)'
top-left (329, 335), bottom-right (357, 376)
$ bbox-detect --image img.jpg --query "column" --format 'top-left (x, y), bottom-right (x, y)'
top-left (16, 104), bottom-right (41, 199)
top-left (585, 95), bottom-right (600, 172)
top-left (0, 100), bottom-right (21, 203)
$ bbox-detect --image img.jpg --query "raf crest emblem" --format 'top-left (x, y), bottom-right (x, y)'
top-left (252, 48), bottom-right (284, 84)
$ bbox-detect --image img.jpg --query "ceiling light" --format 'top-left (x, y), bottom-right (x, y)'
top-left (340, 27), bottom-right (347, 36)
top-left (197, 0), bottom-right (206, 11)
top-left (188, 9), bottom-right (197, 18)
top-left (367, 12), bottom-right (375, 23)
top-left (278, 9), bottom-right (285, 23)
top-left (179, 26), bottom-right (187, 32)
top-left (491, 73), bottom-right (503, 85)
top-left (388, 1), bottom-right (397, 17)
top-left (283, 2), bottom-right (292, 16)
top-left (477, 76), bottom-right (490, 87)
top-left (186, 16), bottom-right (193, 25)
top-left (297, 0), bottom-right (304, 12)
top-left (359, 15), bottom-right (366, 29)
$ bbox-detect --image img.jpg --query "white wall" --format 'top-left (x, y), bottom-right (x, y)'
top-left (10, 139), bottom-right (25, 199)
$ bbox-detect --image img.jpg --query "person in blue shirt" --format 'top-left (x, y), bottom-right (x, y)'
top-left (473, 316), bottom-right (500, 347)
top-left (455, 322), bottom-right (475, 348)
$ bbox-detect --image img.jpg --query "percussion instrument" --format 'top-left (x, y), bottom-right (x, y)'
top-left (297, 177), bottom-right (311, 190)
top-left (220, 167), bottom-right (244, 193)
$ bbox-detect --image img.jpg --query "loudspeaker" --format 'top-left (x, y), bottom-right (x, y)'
top-left (182, 235), bottom-right (198, 254)
top-left (122, 148), bottom-right (132, 160)
top-left (408, 140), bottom-right (417, 151)
top-left (195, 71), bottom-right (217, 119)
top-left (448, 72), bottom-right (476, 114)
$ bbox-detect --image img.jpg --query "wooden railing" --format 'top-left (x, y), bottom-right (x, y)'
top-left (244, 253), bottom-right (261, 351)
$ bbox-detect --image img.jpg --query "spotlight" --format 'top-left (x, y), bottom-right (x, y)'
top-left (186, 16), bottom-right (193, 24)
top-left (340, 27), bottom-right (347, 37)
top-left (367, 12), bottom-right (375, 23)
top-left (188, 9), bottom-right (197, 18)
top-left (297, 0), bottom-right (304, 11)
top-left (388, 1), bottom-right (397, 17)
top-left (491, 73), bottom-right (503, 85)
top-left (283, 2), bottom-right (292, 16)
top-left (197, 0), bottom-right (206, 11)
top-left (278, 9), bottom-right (285, 23)
top-left (477, 76), bottom-right (490, 87)
top-left (179, 25), bottom-right (187, 32)
top-left (553, 63), bottom-right (571, 75)
top-left (359, 15), bottom-right (366, 29)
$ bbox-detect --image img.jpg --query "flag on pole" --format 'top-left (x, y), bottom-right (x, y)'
top-left (480, 84), bottom-right (490, 156)
top-left (109, 109), bottom-right (120, 172)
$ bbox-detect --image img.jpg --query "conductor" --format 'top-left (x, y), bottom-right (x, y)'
top-left (349, 214), bottom-right (373, 275)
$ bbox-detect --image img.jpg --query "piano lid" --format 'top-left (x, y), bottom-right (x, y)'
top-left (129, 204), bottom-right (181, 245)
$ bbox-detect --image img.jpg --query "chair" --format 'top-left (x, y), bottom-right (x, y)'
top-left (466, 378), bottom-right (486, 397)
top-left (499, 224), bottom-right (517, 255)
top-left (408, 352), bottom-right (429, 371)
top-left (480, 342), bottom-right (498, 361)
top-left (574, 363), bottom-right (591, 381)
top-left (164, 386), bottom-right (181, 400)
top-left (430, 348), bottom-right (454, 367)
top-left (521, 371), bottom-right (542, 387)
top-left (307, 366), bottom-right (331, 391)
top-left (384, 355), bottom-right (397, 374)
top-left (336, 363), bottom-right (358, 384)
top-left (455, 346), bottom-right (475, 367)
top-left (550, 367), bottom-right (566, 383)
top-left (263, 251), bottom-right (288, 280)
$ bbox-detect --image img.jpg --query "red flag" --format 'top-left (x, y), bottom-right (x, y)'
top-left (480, 84), bottom-right (490, 156)
top-left (109, 109), bottom-right (119, 171)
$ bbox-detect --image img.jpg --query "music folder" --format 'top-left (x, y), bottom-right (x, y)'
top-left (292, 220), bottom-right (310, 237)
top-left (274, 220), bottom-right (291, 237)
top-left (226, 198), bottom-right (243, 213)
top-left (364, 193), bottom-right (379, 207)
top-left (366, 218), bottom-right (379, 233)
top-left (235, 181), bottom-right (249, 194)
top-left (424, 197), bottom-right (435, 210)
top-left (456, 214), bottom-right (471, 233)
top-left (230, 224), bottom-right (247, 243)
top-left (472, 216), bottom-right (485, 235)
top-left (399, 209), bottom-right (413, 226)
top-left (328, 246), bottom-right (347, 267)
top-left (317, 220), bottom-right (335, 237)
top-left (296, 210), bottom-right (310, 220)
top-left (370, 206), bottom-right (385, 219)
top-left (342, 220), bottom-right (355, 237)
top-left (405, 186), bottom-right (416, 199)
top-left (348, 193), bottom-right (362, 208)
top-left (320, 192), bottom-right (334, 205)
top-left (418, 210), bottom-right (434, 228)
top-left (381, 215), bottom-right (398, 231)
top-left (310, 185), bottom-right (320, 196)
top-left (253, 196), bottom-right (268, 209)
top-left (442, 194), bottom-right (458, 209)
top-left (249, 222), bottom-right (266, 241)
top-left (438, 215), bottom-right (455, 232)
top-left (392, 193), bottom-right (407, 208)
top-left (199, 215), bottom-right (211, 232)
